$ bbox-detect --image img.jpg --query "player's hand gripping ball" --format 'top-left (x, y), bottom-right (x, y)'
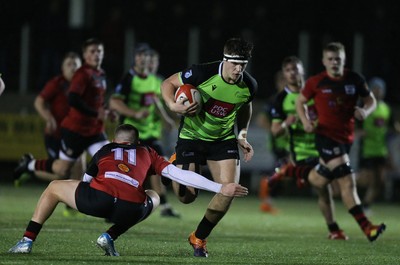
top-left (174, 84), bottom-right (202, 114)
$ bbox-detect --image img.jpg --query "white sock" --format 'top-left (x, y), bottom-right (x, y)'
top-left (27, 160), bottom-right (36, 171)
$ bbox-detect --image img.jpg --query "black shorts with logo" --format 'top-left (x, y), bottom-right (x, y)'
top-left (60, 128), bottom-right (108, 159)
top-left (315, 134), bottom-right (352, 163)
top-left (175, 138), bottom-right (239, 165)
top-left (44, 134), bottom-right (61, 159)
top-left (75, 182), bottom-right (153, 227)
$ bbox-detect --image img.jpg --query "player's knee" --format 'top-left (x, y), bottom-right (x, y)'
top-left (145, 189), bottom-right (160, 210)
top-left (53, 161), bottom-right (73, 179)
top-left (208, 193), bottom-right (234, 213)
top-left (172, 181), bottom-right (198, 204)
top-left (331, 162), bottom-right (353, 179)
top-left (316, 164), bottom-right (333, 180)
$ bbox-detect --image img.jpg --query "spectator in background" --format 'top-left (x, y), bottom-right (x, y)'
top-left (109, 43), bottom-right (179, 217)
top-left (357, 77), bottom-right (396, 214)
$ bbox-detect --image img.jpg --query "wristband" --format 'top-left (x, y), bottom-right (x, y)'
top-left (358, 108), bottom-right (367, 119)
top-left (238, 129), bottom-right (247, 140)
top-left (281, 121), bottom-right (287, 129)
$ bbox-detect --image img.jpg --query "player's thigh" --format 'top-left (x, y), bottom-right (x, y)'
top-left (308, 168), bottom-right (330, 188)
top-left (48, 179), bottom-right (80, 209)
top-left (207, 159), bottom-right (239, 183)
top-left (52, 159), bottom-right (75, 178)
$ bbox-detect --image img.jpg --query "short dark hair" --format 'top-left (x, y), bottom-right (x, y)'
top-left (82, 38), bottom-right (104, 53)
top-left (281, 56), bottom-right (303, 69)
top-left (223, 38), bottom-right (253, 60)
top-left (134, 42), bottom-right (151, 55)
top-left (323, 42), bottom-right (345, 54)
top-left (62, 52), bottom-right (80, 61)
top-left (114, 124), bottom-right (139, 143)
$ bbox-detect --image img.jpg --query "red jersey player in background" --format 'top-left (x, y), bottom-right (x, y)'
top-left (34, 52), bottom-right (81, 160)
top-left (296, 42), bottom-right (385, 242)
top-left (14, 52), bottom-right (85, 188)
top-left (14, 38), bottom-right (111, 185)
top-left (9, 124), bottom-right (248, 256)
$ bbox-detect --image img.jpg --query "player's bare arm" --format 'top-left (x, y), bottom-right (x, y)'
top-left (295, 93), bottom-right (314, 133)
top-left (236, 102), bottom-right (254, 162)
top-left (354, 92), bottom-right (377, 121)
top-left (161, 73), bottom-right (198, 115)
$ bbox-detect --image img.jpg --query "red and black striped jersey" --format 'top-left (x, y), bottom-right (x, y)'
top-left (61, 64), bottom-right (106, 136)
top-left (87, 142), bottom-right (170, 203)
top-left (302, 69), bottom-right (370, 144)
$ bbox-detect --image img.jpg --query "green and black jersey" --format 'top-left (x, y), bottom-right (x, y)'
top-left (270, 87), bottom-right (318, 162)
top-left (179, 61), bottom-right (257, 141)
top-left (360, 101), bottom-right (392, 158)
top-left (112, 69), bottom-right (163, 140)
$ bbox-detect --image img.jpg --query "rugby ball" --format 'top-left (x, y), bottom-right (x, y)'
top-left (174, 84), bottom-right (202, 111)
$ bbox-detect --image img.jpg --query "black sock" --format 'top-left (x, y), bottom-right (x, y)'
top-left (195, 217), bottom-right (216, 240)
top-left (23, 220), bottom-right (43, 241)
top-left (106, 224), bottom-right (130, 241)
top-left (160, 194), bottom-right (167, 205)
top-left (328, 222), bottom-right (340, 232)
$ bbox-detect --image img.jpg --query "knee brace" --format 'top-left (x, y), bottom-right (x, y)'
top-left (331, 162), bottom-right (353, 179)
top-left (316, 164), bottom-right (333, 180)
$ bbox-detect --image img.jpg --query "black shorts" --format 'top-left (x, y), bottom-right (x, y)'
top-left (175, 138), bottom-right (239, 165)
top-left (60, 128), bottom-right (108, 159)
top-left (140, 138), bottom-right (164, 156)
top-left (44, 134), bottom-right (61, 159)
top-left (315, 134), bottom-right (352, 163)
top-left (75, 182), bottom-right (153, 226)
top-left (359, 156), bottom-right (387, 169)
top-left (296, 157), bottom-right (319, 167)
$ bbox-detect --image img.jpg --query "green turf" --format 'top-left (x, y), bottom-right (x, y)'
top-left (0, 183), bottom-right (398, 264)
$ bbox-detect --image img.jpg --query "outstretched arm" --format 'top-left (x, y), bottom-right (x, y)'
top-left (161, 165), bottom-right (248, 197)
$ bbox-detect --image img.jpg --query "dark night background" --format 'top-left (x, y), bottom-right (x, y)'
top-left (0, 0), bottom-right (399, 105)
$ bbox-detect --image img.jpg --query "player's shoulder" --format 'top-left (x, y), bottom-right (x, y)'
top-left (180, 61), bottom-right (220, 86)
top-left (274, 89), bottom-right (289, 102)
top-left (344, 69), bottom-right (365, 83)
top-left (189, 61), bottom-right (219, 76)
top-left (243, 71), bottom-right (258, 92)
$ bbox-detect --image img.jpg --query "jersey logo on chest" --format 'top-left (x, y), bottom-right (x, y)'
top-left (204, 99), bottom-right (235, 118)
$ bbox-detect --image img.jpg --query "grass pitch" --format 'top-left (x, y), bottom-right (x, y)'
top-left (0, 183), bottom-right (399, 265)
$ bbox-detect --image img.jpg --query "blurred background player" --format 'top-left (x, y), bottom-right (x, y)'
top-left (357, 77), bottom-right (398, 214)
top-left (9, 124), bottom-right (248, 255)
top-left (296, 42), bottom-right (385, 242)
top-left (109, 43), bottom-right (179, 217)
top-left (15, 52), bottom-right (87, 188)
top-left (161, 37), bottom-right (256, 257)
top-left (256, 70), bottom-right (288, 213)
top-left (14, 38), bottom-right (111, 188)
top-left (267, 56), bottom-right (347, 239)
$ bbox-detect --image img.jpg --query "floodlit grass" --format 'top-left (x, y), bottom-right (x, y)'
top-left (0, 183), bottom-right (399, 264)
